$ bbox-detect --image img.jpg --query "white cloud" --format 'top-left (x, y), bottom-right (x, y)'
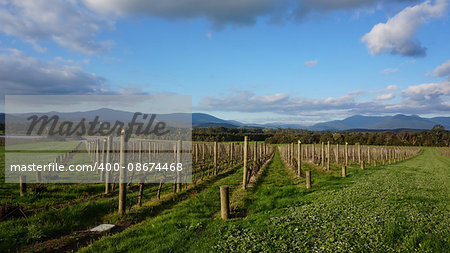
top-left (431, 59), bottom-right (450, 77)
top-left (206, 32), bottom-right (212, 39)
top-left (382, 68), bottom-right (398, 74)
top-left (304, 59), bottom-right (318, 67)
top-left (361, 0), bottom-right (448, 57)
top-left (198, 81), bottom-right (450, 116)
top-left (0, 0), bottom-right (114, 54)
top-left (0, 49), bottom-right (108, 96)
top-left (376, 93), bottom-right (395, 100)
top-left (386, 84), bottom-right (400, 91)
top-left (83, 0), bottom-right (410, 28)
top-left (402, 80), bottom-right (450, 100)
top-left (0, 0), bottom-right (417, 54)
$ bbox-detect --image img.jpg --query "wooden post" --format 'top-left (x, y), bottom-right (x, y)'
top-left (358, 144), bottom-right (361, 164)
top-left (201, 143), bottom-right (204, 161)
top-left (361, 160), bottom-right (365, 170)
top-left (36, 170), bottom-right (41, 183)
top-left (105, 136), bottom-right (112, 194)
top-left (306, 171), bottom-right (311, 189)
top-left (326, 141), bottom-right (330, 171)
top-left (290, 143), bottom-right (294, 167)
top-left (230, 143), bottom-right (234, 165)
top-left (138, 179), bottom-right (144, 207)
top-left (254, 141), bottom-right (257, 163)
top-left (342, 165), bottom-right (347, 177)
top-left (243, 136), bottom-right (248, 190)
top-left (177, 140), bottom-right (182, 192)
top-left (287, 144), bottom-right (290, 166)
top-left (321, 142), bottom-right (324, 168)
top-left (19, 175), bottom-right (26, 196)
top-left (335, 144), bottom-right (339, 164)
top-left (345, 142), bottom-right (348, 166)
top-left (118, 129), bottom-right (127, 216)
top-left (194, 143), bottom-right (198, 164)
top-left (213, 141), bottom-right (217, 175)
top-left (95, 139), bottom-right (100, 174)
top-left (100, 138), bottom-right (106, 182)
top-left (297, 141), bottom-right (302, 177)
top-left (220, 185), bottom-right (230, 220)
top-left (312, 143), bottom-right (315, 164)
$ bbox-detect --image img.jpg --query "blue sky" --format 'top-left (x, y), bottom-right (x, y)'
top-left (0, 0), bottom-right (449, 125)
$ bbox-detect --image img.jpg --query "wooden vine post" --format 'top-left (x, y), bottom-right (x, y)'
top-left (213, 141), bottom-right (218, 175)
top-left (306, 171), bottom-right (311, 189)
top-left (254, 141), bottom-right (258, 163)
top-left (358, 143), bottom-right (361, 164)
top-left (105, 136), bottom-right (112, 194)
top-left (345, 142), bottom-right (348, 166)
top-left (100, 138), bottom-right (106, 182)
top-left (19, 175), bottom-right (26, 196)
top-left (118, 129), bottom-right (127, 216)
top-left (335, 144), bottom-right (339, 164)
top-left (177, 140), bottom-right (182, 192)
top-left (326, 141), bottom-right (330, 171)
top-left (297, 141), bottom-right (302, 177)
top-left (321, 142), bottom-right (325, 168)
top-left (220, 185), bottom-right (230, 220)
top-left (342, 165), bottom-right (347, 177)
top-left (243, 136), bottom-right (248, 190)
top-left (230, 143), bottom-right (234, 165)
top-left (137, 141), bottom-right (144, 206)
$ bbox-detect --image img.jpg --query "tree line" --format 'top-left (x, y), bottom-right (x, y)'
top-left (193, 125), bottom-right (449, 146)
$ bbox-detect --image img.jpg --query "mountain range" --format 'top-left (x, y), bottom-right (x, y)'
top-left (1, 109), bottom-right (449, 131)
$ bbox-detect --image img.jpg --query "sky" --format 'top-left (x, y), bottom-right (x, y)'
top-left (0, 0), bottom-right (449, 125)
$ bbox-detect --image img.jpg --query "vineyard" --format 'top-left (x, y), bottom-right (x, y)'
top-left (0, 136), bottom-right (449, 252)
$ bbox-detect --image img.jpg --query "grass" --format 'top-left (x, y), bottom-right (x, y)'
top-left (0, 142), bottom-right (244, 251)
top-left (80, 147), bottom-right (448, 252)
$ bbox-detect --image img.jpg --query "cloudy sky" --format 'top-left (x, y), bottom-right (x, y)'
top-left (0, 0), bottom-right (449, 125)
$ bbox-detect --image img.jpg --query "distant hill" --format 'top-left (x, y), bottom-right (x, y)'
top-left (311, 115), bottom-right (388, 131)
top-left (1, 111), bottom-right (449, 131)
top-left (310, 114), bottom-right (450, 131)
top-left (191, 113), bottom-right (240, 127)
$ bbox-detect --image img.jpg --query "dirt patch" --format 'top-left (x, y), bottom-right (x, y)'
top-left (24, 224), bottom-right (129, 253)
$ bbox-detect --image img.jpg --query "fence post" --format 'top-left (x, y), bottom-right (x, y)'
top-left (358, 144), bottom-right (361, 164)
top-left (306, 171), bottom-right (311, 189)
top-left (297, 141), bottom-right (302, 177)
top-left (243, 136), bottom-right (248, 190)
top-left (345, 142), bottom-right (348, 166)
top-left (342, 165), bottom-right (347, 177)
top-left (100, 138), bottom-right (106, 182)
top-left (220, 185), bottom-right (230, 220)
top-left (335, 144), bottom-right (339, 164)
top-left (326, 141), bottom-right (330, 171)
top-left (35, 169), bottom-right (41, 183)
top-left (105, 136), bottom-right (112, 194)
top-left (177, 140), bottom-right (182, 192)
top-left (19, 175), bottom-right (26, 196)
top-left (213, 141), bottom-right (218, 175)
top-left (118, 129), bottom-right (127, 215)
top-left (321, 142), bottom-right (324, 168)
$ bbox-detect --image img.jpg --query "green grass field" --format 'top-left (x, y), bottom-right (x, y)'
top-left (1, 146), bottom-right (449, 252)
top-left (79, 147), bottom-right (449, 252)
